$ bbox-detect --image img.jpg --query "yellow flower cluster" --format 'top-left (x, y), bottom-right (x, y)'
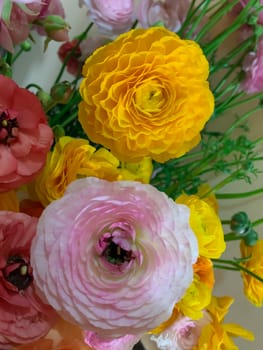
top-left (29, 136), bottom-right (152, 206)
top-left (175, 192), bottom-right (225, 319)
top-left (240, 240), bottom-right (263, 307)
top-left (194, 296), bottom-right (254, 349)
top-left (79, 27), bottom-right (214, 163)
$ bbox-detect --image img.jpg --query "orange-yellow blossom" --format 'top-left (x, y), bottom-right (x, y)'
top-left (79, 27), bottom-right (214, 163)
top-left (194, 296), bottom-right (254, 349)
top-left (29, 136), bottom-right (152, 206)
top-left (240, 239), bottom-right (263, 307)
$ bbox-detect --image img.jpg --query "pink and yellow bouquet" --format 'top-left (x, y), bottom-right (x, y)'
top-left (0, 0), bottom-right (263, 349)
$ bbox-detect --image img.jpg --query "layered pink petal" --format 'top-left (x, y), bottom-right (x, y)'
top-left (31, 178), bottom-right (198, 339)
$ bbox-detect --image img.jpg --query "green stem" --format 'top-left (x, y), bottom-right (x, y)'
top-left (61, 110), bottom-right (78, 127)
top-left (195, 0), bottom-right (240, 42)
top-left (253, 218), bottom-right (263, 227)
top-left (224, 107), bottom-right (262, 137)
top-left (185, 0), bottom-right (211, 39)
top-left (210, 37), bottom-right (253, 75)
top-left (213, 264), bottom-right (239, 271)
top-left (200, 169), bottom-right (240, 198)
top-left (218, 92), bottom-right (263, 113)
top-left (212, 258), bottom-right (263, 283)
top-left (11, 47), bottom-right (24, 64)
top-left (54, 22), bottom-right (94, 84)
top-left (204, 0), bottom-right (258, 56)
top-left (26, 83), bottom-right (42, 91)
top-left (221, 220), bottom-right (231, 225)
top-left (201, 157), bottom-right (263, 175)
top-left (224, 233), bottom-right (242, 241)
top-left (216, 187), bottom-right (263, 199)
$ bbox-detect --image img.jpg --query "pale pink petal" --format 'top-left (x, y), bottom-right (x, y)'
top-left (31, 178), bottom-right (198, 339)
top-left (84, 331), bottom-right (141, 350)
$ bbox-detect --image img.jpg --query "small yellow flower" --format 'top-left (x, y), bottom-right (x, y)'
top-left (29, 136), bottom-right (152, 206)
top-left (240, 240), bottom-right (263, 307)
top-left (195, 296), bottom-right (254, 350)
top-left (176, 193), bottom-right (226, 259)
top-left (79, 27), bottom-right (214, 163)
top-left (0, 191), bottom-right (19, 212)
top-left (178, 274), bottom-right (212, 320)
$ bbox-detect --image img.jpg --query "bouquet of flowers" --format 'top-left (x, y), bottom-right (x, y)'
top-left (0, 0), bottom-right (262, 349)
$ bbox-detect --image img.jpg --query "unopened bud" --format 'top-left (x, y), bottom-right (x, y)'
top-left (37, 89), bottom-right (52, 110)
top-left (50, 82), bottom-right (72, 104)
top-left (20, 40), bottom-right (32, 52)
top-left (244, 229), bottom-right (258, 247)
top-left (230, 211), bottom-right (251, 236)
top-left (53, 125), bottom-right (65, 142)
top-left (0, 59), bottom-right (12, 77)
top-left (42, 15), bottom-right (70, 42)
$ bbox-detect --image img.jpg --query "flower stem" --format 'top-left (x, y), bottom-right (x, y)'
top-left (212, 258), bottom-right (263, 282)
top-left (200, 169), bottom-right (240, 198)
top-left (54, 22), bottom-right (94, 84)
top-left (216, 187), bottom-right (263, 199)
top-left (213, 264), bottom-right (239, 271)
top-left (61, 110), bottom-right (78, 127)
top-left (195, 0), bottom-right (240, 43)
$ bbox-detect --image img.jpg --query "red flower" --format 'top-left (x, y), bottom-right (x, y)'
top-left (58, 40), bottom-right (82, 76)
top-left (0, 211), bottom-right (57, 349)
top-left (0, 75), bottom-right (53, 192)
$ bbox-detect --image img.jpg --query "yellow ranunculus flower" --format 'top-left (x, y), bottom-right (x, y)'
top-left (240, 240), bottom-right (263, 307)
top-left (176, 193), bottom-right (226, 259)
top-left (79, 27), bottom-right (214, 163)
top-left (29, 136), bottom-right (152, 206)
top-left (195, 296), bottom-right (254, 350)
top-left (178, 274), bottom-right (212, 320)
top-left (196, 183), bottom-right (219, 213)
top-left (0, 190), bottom-right (19, 211)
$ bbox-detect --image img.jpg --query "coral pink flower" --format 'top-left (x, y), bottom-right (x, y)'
top-left (151, 311), bottom-right (212, 350)
top-left (82, 0), bottom-right (134, 34)
top-left (136, 0), bottom-right (191, 32)
top-left (0, 211), bottom-right (56, 349)
top-left (241, 36), bottom-right (263, 93)
top-left (84, 331), bottom-right (141, 350)
top-left (0, 75), bottom-right (53, 192)
top-left (31, 177), bottom-right (198, 340)
top-left (0, 4), bottom-right (33, 52)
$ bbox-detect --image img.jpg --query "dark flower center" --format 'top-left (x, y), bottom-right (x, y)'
top-left (0, 110), bottom-right (19, 144)
top-left (102, 239), bottom-right (133, 265)
top-left (4, 255), bottom-right (33, 291)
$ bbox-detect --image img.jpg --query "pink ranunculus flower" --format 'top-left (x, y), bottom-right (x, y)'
top-left (0, 74), bottom-right (53, 192)
top-left (82, 0), bottom-right (134, 34)
top-left (241, 36), bottom-right (263, 93)
top-left (0, 211), bottom-right (56, 349)
top-left (136, 0), bottom-right (191, 32)
top-left (84, 331), bottom-right (141, 350)
top-left (151, 311), bottom-right (212, 350)
top-left (31, 177), bottom-right (198, 340)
